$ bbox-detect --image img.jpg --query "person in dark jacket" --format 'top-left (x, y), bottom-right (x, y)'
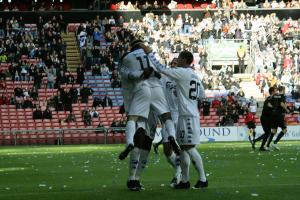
top-left (80, 85), bottom-right (93, 103)
top-left (33, 106), bottom-right (43, 119)
top-left (202, 98), bottom-right (211, 116)
top-left (43, 106), bottom-right (52, 119)
top-left (101, 95), bottom-right (113, 108)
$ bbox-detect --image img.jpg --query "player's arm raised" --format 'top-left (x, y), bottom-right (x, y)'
top-left (119, 64), bottom-right (144, 80)
top-left (145, 53), bottom-right (183, 81)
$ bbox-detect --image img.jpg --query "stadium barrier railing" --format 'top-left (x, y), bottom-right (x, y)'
top-left (0, 127), bottom-right (126, 146)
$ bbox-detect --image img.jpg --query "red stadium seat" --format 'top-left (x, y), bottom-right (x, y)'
top-left (177, 4), bottom-right (185, 9)
top-left (201, 3), bottom-right (208, 9)
top-left (185, 4), bottom-right (193, 9)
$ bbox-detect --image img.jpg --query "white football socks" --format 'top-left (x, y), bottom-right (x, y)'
top-left (135, 149), bottom-right (150, 180)
top-left (166, 152), bottom-right (182, 178)
top-left (164, 119), bottom-right (176, 138)
top-left (128, 147), bottom-right (140, 180)
top-left (187, 147), bottom-right (207, 182)
top-left (180, 150), bottom-right (190, 183)
top-left (125, 120), bottom-right (136, 146)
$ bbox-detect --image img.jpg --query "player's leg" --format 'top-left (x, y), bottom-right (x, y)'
top-left (134, 112), bottom-right (157, 190)
top-left (258, 119), bottom-right (271, 151)
top-left (127, 146), bottom-right (140, 191)
top-left (266, 128), bottom-right (277, 148)
top-left (150, 87), bottom-right (181, 155)
top-left (127, 127), bottom-right (147, 191)
top-left (175, 146), bottom-right (207, 189)
top-left (120, 87), bottom-right (151, 160)
top-left (186, 117), bottom-right (207, 188)
top-left (246, 125), bottom-right (255, 149)
top-left (135, 132), bottom-right (152, 190)
top-left (272, 121), bottom-right (287, 150)
top-left (163, 142), bottom-right (181, 187)
top-left (175, 147), bottom-right (191, 189)
top-left (186, 145), bottom-right (208, 188)
top-left (250, 123), bottom-right (257, 150)
top-left (266, 116), bottom-right (278, 148)
top-left (160, 113), bottom-right (181, 155)
top-left (175, 116), bottom-right (207, 189)
top-left (274, 128), bottom-right (287, 144)
top-left (253, 122), bottom-right (266, 146)
top-left (119, 115), bottom-right (139, 160)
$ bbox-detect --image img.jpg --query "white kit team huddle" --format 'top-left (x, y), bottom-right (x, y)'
top-left (118, 40), bottom-right (208, 190)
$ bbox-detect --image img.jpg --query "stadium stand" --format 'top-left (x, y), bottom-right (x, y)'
top-left (0, 1), bottom-right (300, 145)
top-left (106, 0), bottom-right (300, 11)
top-left (0, 0), bottom-right (71, 11)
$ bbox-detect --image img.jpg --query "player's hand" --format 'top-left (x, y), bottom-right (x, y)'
top-left (154, 71), bottom-right (161, 79)
top-left (173, 90), bottom-right (177, 97)
top-left (141, 67), bottom-right (154, 79)
top-left (139, 43), bottom-right (152, 54)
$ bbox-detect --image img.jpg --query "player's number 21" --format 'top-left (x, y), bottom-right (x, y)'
top-left (189, 80), bottom-right (201, 100)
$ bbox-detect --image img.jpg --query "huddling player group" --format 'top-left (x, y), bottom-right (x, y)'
top-left (117, 39), bottom-right (288, 191)
top-left (249, 85), bottom-right (288, 151)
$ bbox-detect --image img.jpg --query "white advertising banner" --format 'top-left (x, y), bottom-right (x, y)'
top-left (153, 126), bottom-right (300, 143)
top-left (199, 126), bottom-right (239, 142)
top-left (238, 125), bottom-right (300, 141)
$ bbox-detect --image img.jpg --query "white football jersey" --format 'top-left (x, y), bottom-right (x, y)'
top-left (161, 75), bottom-right (178, 112)
top-left (149, 53), bottom-right (205, 117)
top-left (121, 49), bottom-right (162, 92)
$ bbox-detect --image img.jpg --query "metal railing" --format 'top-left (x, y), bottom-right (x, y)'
top-left (0, 127), bottom-right (126, 146)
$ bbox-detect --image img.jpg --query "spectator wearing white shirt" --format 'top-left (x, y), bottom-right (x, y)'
top-left (23, 88), bottom-right (30, 98)
top-left (271, 0), bottom-right (279, 8)
top-left (90, 107), bottom-right (99, 118)
top-left (248, 96), bottom-right (258, 114)
top-left (108, 16), bottom-right (116, 25)
top-left (279, 0), bottom-right (286, 8)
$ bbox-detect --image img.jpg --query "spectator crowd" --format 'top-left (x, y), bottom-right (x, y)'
top-left (1, 6), bottom-right (300, 129)
top-left (107, 0), bottom-right (300, 10)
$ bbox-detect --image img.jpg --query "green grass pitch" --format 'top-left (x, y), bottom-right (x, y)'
top-left (0, 142), bottom-right (299, 200)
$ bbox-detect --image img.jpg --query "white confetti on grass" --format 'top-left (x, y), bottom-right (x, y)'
top-left (251, 193), bottom-right (259, 197)
top-left (39, 184), bottom-right (47, 187)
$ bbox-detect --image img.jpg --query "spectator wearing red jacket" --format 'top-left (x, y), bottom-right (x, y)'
top-left (245, 110), bottom-right (256, 150)
top-left (211, 98), bottom-right (221, 108)
top-left (0, 95), bottom-right (9, 105)
top-left (227, 93), bottom-right (235, 104)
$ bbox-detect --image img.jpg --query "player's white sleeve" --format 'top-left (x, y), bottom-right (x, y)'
top-left (148, 53), bottom-right (183, 80)
top-left (119, 64), bottom-right (143, 80)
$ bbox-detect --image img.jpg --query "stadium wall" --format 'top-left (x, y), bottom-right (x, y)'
top-left (0, 9), bottom-right (299, 23)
